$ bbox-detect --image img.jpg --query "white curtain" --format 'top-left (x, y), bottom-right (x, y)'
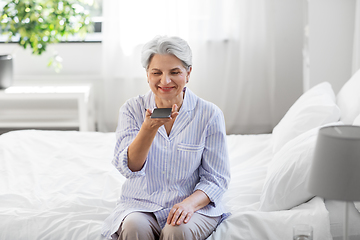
top-left (100, 0), bottom-right (276, 134)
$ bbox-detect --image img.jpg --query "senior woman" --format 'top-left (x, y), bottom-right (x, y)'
top-left (102, 36), bottom-right (230, 240)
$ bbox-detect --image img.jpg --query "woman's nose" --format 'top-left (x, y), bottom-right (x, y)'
top-left (161, 74), bottom-right (171, 84)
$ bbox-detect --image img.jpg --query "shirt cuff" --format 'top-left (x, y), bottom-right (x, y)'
top-left (194, 182), bottom-right (224, 208)
top-left (112, 146), bottom-right (147, 179)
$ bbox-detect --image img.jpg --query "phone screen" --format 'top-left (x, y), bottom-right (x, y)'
top-left (150, 108), bottom-right (172, 118)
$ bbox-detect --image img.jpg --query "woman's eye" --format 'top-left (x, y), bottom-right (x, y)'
top-left (172, 72), bottom-right (180, 75)
top-left (152, 72), bottom-right (161, 75)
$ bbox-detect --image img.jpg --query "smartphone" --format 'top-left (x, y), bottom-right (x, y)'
top-left (150, 108), bottom-right (172, 118)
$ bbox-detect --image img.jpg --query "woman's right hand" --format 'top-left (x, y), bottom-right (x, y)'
top-left (142, 104), bottom-right (179, 131)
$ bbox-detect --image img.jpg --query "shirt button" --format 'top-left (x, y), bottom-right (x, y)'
top-left (162, 171), bottom-right (166, 174)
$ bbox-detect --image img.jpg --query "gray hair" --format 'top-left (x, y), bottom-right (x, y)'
top-left (141, 36), bottom-right (192, 71)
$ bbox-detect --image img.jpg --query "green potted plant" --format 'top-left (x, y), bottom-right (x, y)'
top-left (0, 0), bottom-right (93, 87)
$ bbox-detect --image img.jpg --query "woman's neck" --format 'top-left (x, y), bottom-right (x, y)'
top-left (155, 93), bottom-right (184, 109)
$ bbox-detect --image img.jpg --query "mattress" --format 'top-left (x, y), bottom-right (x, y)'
top-left (0, 130), bottom-right (340, 239)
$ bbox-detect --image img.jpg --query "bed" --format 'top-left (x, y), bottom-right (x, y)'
top-left (1, 69), bottom-right (360, 240)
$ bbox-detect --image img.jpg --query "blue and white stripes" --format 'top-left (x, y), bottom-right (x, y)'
top-left (101, 88), bottom-right (231, 239)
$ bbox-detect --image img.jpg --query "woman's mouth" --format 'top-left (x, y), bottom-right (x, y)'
top-left (159, 86), bottom-right (174, 92)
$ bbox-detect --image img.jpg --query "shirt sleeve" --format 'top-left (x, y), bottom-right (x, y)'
top-left (111, 100), bottom-right (147, 179)
top-left (194, 109), bottom-right (231, 207)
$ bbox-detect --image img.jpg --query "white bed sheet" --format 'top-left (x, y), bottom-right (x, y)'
top-left (0, 130), bottom-right (332, 240)
top-left (0, 130), bottom-right (121, 240)
top-left (209, 134), bottom-right (332, 240)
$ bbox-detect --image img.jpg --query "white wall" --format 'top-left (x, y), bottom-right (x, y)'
top-left (0, 42), bottom-right (102, 83)
top-left (308, 0), bottom-right (356, 94)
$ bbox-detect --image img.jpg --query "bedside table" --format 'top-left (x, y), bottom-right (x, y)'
top-left (0, 85), bottom-right (95, 132)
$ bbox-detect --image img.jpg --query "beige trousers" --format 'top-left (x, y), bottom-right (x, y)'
top-left (117, 212), bottom-right (220, 240)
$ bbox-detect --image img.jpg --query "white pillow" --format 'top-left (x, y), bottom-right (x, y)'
top-left (337, 68), bottom-right (360, 124)
top-left (272, 82), bottom-right (340, 153)
top-left (260, 122), bottom-right (342, 211)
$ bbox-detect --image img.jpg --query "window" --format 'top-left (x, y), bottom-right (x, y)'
top-left (81, 0), bottom-right (102, 33)
top-left (0, 0), bottom-right (103, 43)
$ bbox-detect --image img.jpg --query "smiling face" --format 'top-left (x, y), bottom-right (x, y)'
top-left (147, 54), bottom-right (192, 108)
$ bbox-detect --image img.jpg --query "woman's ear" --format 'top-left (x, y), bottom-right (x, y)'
top-left (186, 66), bottom-right (192, 83)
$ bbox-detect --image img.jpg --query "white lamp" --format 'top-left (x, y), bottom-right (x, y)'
top-left (308, 125), bottom-right (360, 240)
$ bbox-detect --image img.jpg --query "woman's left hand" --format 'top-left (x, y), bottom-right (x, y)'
top-left (167, 201), bottom-right (195, 226)
top-left (167, 190), bottom-right (211, 226)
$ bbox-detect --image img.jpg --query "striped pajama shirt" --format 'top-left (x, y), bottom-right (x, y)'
top-left (101, 88), bottom-right (231, 239)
